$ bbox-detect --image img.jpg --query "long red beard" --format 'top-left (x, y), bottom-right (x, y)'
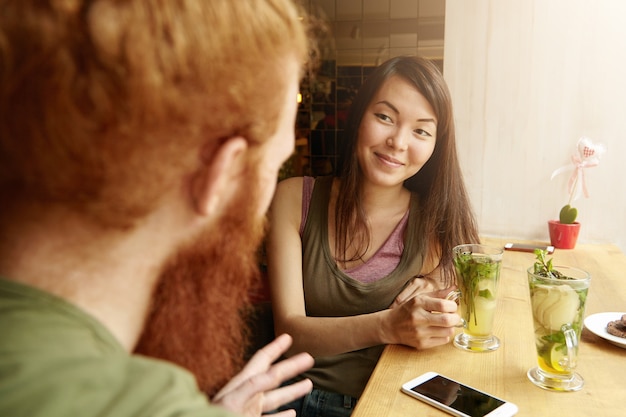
top-left (134, 183), bottom-right (266, 397)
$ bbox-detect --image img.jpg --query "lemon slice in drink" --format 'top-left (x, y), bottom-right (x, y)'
top-left (549, 344), bottom-right (568, 373)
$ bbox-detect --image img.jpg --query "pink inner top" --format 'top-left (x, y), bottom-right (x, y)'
top-left (300, 176), bottom-right (407, 283)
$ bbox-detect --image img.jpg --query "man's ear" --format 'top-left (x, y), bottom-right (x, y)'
top-left (189, 137), bottom-right (248, 217)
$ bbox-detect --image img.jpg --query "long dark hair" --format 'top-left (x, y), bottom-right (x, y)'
top-left (334, 56), bottom-right (479, 283)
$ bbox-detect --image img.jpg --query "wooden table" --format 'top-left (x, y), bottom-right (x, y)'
top-left (352, 237), bottom-right (626, 417)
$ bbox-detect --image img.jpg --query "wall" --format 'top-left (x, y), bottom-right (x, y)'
top-left (444, 0), bottom-right (626, 253)
top-left (311, 0), bottom-right (445, 66)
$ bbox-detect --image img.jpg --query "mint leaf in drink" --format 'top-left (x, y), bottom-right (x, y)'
top-left (533, 249), bottom-right (565, 279)
top-left (478, 289), bottom-right (494, 300)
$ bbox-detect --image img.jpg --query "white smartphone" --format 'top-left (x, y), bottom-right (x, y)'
top-left (504, 242), bottom-right (554, 254)
top-left (401, 372), bottom-right (518, 417)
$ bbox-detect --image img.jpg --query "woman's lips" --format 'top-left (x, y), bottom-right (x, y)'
top-left (375, 152), bottom-right (404, 167)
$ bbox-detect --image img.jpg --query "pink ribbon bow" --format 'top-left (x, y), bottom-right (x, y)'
top-left (551, 137), bottom-right (606, 202)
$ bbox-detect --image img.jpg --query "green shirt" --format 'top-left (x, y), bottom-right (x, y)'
top-left (0, 278), bottom-right (239, 417)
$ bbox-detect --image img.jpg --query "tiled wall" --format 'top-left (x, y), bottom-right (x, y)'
top-left (315, 0), bottom-right (445, 66)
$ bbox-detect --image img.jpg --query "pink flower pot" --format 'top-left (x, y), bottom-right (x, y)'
top-left (548, 220), bottom-right (581, 249)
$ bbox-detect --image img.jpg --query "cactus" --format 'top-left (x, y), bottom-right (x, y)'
top-left (559, 204), bottom-right (578, 224)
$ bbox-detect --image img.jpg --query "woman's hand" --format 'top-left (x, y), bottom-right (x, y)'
top-left (212, 334), bottom-right (313, 417)
top-left (390, 275), bottom-right (437, 308)
top-left (383, 288), bottom-right (461, 350)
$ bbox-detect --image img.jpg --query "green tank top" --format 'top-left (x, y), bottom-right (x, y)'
top-left (300, 176), bottom-right (427, 398)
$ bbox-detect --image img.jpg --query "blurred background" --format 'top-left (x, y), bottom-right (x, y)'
top-left (289, 0), bottom-right (625, 253)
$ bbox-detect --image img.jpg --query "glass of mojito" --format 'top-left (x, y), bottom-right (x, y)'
top-left (452, 244), bottom-right (503, 352)
top-left (527, 265), bottom-right (590, 391)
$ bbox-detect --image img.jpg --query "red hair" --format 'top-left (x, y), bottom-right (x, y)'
top-left (0, 0), bottom-right (310, 228)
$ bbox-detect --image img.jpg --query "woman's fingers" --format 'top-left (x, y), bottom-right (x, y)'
top-left (391, 276), bottom-right (434, 308)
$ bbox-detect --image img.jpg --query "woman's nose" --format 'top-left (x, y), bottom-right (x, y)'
top-left (386, 130), bottom-right (409, 150)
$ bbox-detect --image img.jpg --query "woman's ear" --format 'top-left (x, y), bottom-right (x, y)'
top-left (189, 137), bottom-right (248, 217)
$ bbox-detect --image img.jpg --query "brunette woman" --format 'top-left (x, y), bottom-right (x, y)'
top-left (266, 56), bottom-right (480, 416)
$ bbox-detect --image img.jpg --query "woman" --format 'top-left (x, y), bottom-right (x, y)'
top-left (266, 56), bottom-right (480, 416)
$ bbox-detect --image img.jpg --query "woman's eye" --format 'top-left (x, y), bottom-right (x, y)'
top-left (415, 128), bottom-right (432, 137)
top-left (374, 113), bottom-right (392, 123)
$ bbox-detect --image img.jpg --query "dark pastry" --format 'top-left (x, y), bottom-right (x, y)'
top-left (606, 314), bottom-right (626, 338)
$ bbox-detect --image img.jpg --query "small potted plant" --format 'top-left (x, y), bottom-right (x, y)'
top-left (548, 137), bottom-right (605, 249)
top-left (548, 202), bottom-right (581, 250)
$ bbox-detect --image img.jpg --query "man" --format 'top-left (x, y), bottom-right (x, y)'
top-left (0, 1), bottom-right (314, 416)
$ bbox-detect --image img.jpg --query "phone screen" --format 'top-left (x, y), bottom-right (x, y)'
top-left (410, 375), bottom-right (504, 417)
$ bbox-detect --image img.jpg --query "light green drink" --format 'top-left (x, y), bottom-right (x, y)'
top-left (527, 265), bottom-right (590, 391)
top-left (452, 244), bottom-right (503, 352)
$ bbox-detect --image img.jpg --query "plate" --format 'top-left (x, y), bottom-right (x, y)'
top-left (584, 312), bottom-right (626, 349)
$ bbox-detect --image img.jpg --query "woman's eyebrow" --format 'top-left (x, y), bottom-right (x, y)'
top-left (376, 100), bottom-right (436, 124)
top-left (375, 100), bottom-right (399, 114)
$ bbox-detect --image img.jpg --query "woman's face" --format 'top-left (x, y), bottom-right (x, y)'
top-left (357, 75), bottom-right (437, 188)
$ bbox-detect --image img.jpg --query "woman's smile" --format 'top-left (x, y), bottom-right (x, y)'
top-left (374, 152), bottom-right (404, 168)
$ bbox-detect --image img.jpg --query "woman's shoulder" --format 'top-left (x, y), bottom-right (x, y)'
top-left (276, 175), bottom-right (305, 193)
top-left (276, 175), bottom-right (323, 194)
top-left (272, 176), bottom-right (306, 211)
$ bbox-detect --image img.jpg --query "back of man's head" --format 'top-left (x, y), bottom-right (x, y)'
top-left (0, 0), bottom-right (309, 229)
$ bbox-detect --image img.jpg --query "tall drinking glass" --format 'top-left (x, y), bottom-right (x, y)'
top-left (452, 244), bottom-right (503, 352)
top-left (527, 266), bottom-right (590, 391)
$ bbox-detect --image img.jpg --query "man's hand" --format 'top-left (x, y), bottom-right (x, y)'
top-left (212, 334), bottom-right (313, 417)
